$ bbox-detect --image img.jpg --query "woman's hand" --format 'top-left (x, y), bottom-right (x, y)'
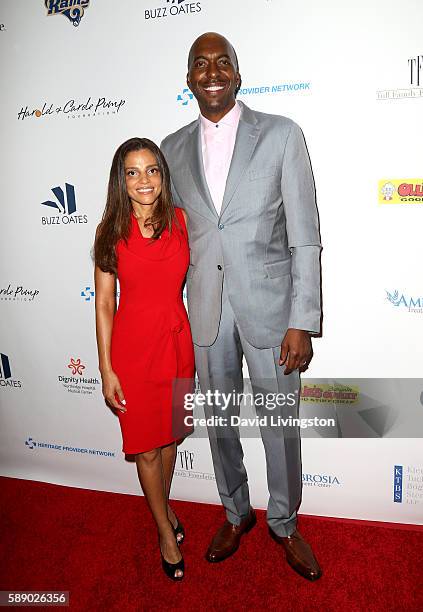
top-left (101, 369), bottom-right (127, 413)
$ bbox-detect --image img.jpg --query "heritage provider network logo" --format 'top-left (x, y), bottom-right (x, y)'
top-left (41, 183), bottom-right (88, 226)
top-left (45, 0), bottom-right (90, 27)
top-left (145, 0), bottom-right (202, 20)
top-left (379, 180), bottom-right (423, 204)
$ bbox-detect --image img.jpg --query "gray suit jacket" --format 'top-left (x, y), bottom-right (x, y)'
top-left (161, 101), bottom-right (322, 349)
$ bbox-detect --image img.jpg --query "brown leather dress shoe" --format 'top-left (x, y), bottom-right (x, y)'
top-left (206, 508), bottom-right (257, 563)
top-left (269, 528), bottom-right (322, 581)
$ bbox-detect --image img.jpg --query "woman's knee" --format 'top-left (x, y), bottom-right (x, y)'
top-left (136, 448), bottom-right (160, 465)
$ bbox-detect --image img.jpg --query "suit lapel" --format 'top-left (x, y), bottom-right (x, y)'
top-left (220, 102), bottom-right (260, 217)
top-left (186, 121), bottom-right (218, 220)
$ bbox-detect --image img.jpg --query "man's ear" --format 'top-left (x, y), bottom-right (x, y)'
top-left (186, 73), bottom-right (192, 91)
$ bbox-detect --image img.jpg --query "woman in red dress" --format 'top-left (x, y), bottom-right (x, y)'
top-left (94, 138), bottom-right (194, 581)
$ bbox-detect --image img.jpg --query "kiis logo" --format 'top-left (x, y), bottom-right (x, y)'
top-left (0, 353), bottom-right (22, 389)
top-left (386, 290), bottom-right (423, 314)
top-left (145, 0), bottom-right (202, 20)
top-left (41, 183), bottom-right (88, 226)
top-left (379, 180), bottom-right (423, 204)
top-left (45, 0), bottom-right (90, 27)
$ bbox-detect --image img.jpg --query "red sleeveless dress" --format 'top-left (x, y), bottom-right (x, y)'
top-left (111, 207), bottom-right (194, 454)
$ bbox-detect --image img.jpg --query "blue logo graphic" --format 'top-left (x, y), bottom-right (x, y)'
top-left (42, 183), bottom-right (76, 215)
top-left (386, 290), bottom-right (423, 312)
top-left (177, 88), bottom-right (194, 106)
top-left (81, 286), bottom-right (94, 302)
top-left (393, 465), bottom-right (403, 502)
top-left (25, 437), bottom-right (36, 450)
top-left (45, 0), bottom-right (90, 27)
top-left (0, 353), bottom-right (11, 379)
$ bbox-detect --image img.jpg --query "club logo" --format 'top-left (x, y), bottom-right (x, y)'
top-left (41, 183), bottom-right (88, 226)
top-left (0, 353), bottom-right (22, 389)
top-left (45, 0), bottom-right (90, 27)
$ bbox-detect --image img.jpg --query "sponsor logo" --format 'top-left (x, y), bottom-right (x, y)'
top-left (145, 0), bottom-right (202, 20)
top-left (302, 473), bottom-right (341, 488)
top-left (18, 96), bottom-right (126, 122)
top-left (81, 286), bottom-right (95, 302)
top-left (25, 435), bottom-right (115, 457)
top-left (301, 384), bottom-right (359, 404)
top-left (0, 353), bottom-right (22, 389)
top-left (45, 0), bottom-right (90, 27)
top-left (393, 465), bottom-right (423, 505)
top-left (377, 55), bottom-right (423, 100)
top-left (394, 465), bottom-right (403, 502)
top-left (386, 290), bottom-right (423, 314)
top-left (58, 358), bottom-right (100, 395)
top-left (41, 183), bottom-right (88, 226)
top-left (177, 88), bottom-right (194, 106)
top-left (238, 81), bottom-right (311, 97)
top-left (0, 284), bottom-right (40, 302)
top-left (0, 23), bottom-right (6, 32)
top-left (174, 449), bottom-right (216, 481)
top-left (379, 180), bottom-right (423, 204)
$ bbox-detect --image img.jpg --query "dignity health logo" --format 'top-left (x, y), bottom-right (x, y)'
top-left (45, 0), bottom-right (90, 27)
top-left (41, 183), bottom-right (88, 226)
top-left (379, 180), bottom-right (423, 204)
top-left (145, 0), bottom-right (202, 20)
top-left (386, 290), bottom-right (423, 314)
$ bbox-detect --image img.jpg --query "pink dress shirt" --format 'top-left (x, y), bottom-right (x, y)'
top-left (200, 101), bottom-right (242, 215)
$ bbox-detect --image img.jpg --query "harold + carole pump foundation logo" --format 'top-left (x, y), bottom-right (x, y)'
top-left (379, 180), bottom-right (423, 204)
top-left (41, 183), bottom-right (88, 226)
top-left (145, 0), bottom-right (202, 20)
top-left (45, 0), bottom-right (90, 27)
top-left (18, 96), bottom-right (126, 122)
top-left (0, 353), bottom-right (22, 389)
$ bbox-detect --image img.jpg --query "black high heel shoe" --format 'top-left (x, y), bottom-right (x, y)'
top-left (173, 515), bottom-right (185, 545)
top-left (160, 549), bottom-right (184, 581)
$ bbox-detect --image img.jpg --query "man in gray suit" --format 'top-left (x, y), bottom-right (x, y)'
top-left (161, 32), bottom-right (322, 581)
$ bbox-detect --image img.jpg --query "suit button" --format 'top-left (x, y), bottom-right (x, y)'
top-left (218, 224), bottom-right (224, 230)
top-left (217, 265), bottom-right (222, 271)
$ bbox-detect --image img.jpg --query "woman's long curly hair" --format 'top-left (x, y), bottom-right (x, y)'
top-left (94, 137), bottom-right (175, 274)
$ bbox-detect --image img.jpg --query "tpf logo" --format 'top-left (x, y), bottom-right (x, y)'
top-left (41, 183), bottom-right (88, 226)
top-left (0, 354), bottom-right (11, 379)
top-left (408, 55), bottom-right (423, 87)
top-left (177, 449), bottom-right (194, 471)
top-left (45, 0), bottom-right (90, 27)
top-left (177, 88), bottom-right (194, 106)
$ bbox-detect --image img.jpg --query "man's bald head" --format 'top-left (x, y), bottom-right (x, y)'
top-left (187, 32), bottom-right (239, 71)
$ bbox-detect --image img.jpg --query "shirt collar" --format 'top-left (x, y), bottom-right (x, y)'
top-left (200, 100), bottom-right (242, 133)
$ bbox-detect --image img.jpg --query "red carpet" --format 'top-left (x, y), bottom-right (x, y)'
top-left (1, 477), bottom-right (422, 611)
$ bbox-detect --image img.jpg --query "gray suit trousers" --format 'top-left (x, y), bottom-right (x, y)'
top-left (194, 282), bottom-right (302, 537)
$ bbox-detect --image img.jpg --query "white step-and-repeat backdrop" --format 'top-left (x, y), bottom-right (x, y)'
top-left (1, 0), bottom-right (422, 525)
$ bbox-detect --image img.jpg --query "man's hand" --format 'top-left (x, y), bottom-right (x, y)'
top-left (279, 329), bottom-right (312, 375)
